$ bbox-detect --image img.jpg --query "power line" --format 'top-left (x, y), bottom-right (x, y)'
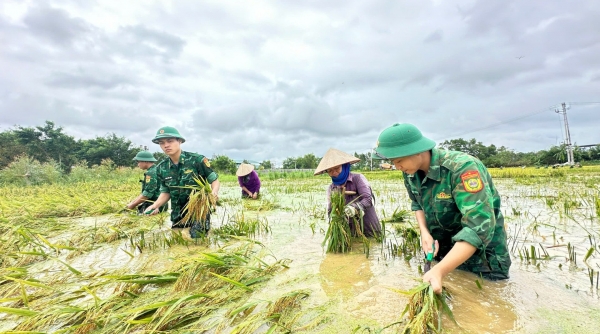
top-left (433, 105), bottom-right (555, 142)
top-left (434, 101), bottom-right (598, 142)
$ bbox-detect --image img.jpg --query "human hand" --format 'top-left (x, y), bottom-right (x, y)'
top-left (421, 232), bottom-right (439, 258)
top-left (344, 205), bottom-right (357, 217)
top-left (252, 192), bottom-right (257, 199)
top-left (422, 266), bottom-right (443, 294)
top-left (212, 191), bottom-right (219, 202)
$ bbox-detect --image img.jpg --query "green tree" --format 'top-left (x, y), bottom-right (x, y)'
top-left (211, 155), bottom-right (237, 174)
top-left (282, 157), bottom-right (297, 169)
top-left (296, 153), bottom-right (319, 169)
top-left (0, 130), bottom-right (26, 169)
top-left (12, 121), bottom-right (78, 171)
top-left (440, 138), bottom-right (492, 161)
top-left (77, 133), bottom-right (138, 167)
top-left (260, 160), bottom-right (272, 169)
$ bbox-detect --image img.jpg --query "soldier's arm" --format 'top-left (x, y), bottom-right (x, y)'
top-left (404, 174), bottom-right (422, 212)
top-left (142, 169), bottom-right (160, 199)
top-left (450, 161), bottom-right (497, 251)
top-left (423, 241), bottom-right (476, 294)
top-left (146, 167), bottom-right (171, 214)
top-left (146, 193), bottom-right (171, 215)
top-left (126, 194), bottom-right (149, 209)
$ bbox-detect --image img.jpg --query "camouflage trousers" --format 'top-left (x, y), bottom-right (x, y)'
top-left (435, 237), bottom-right (510, 280)
top-left (172, 213), bottom-right (211, 239)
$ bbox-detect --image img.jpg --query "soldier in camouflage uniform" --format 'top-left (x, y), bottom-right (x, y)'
top-left (144, 126), bottom-right (220, 238)
top-left (126, 151), bottom-right (168, 214)
top-left (375, 123), bottom-right (510, 293)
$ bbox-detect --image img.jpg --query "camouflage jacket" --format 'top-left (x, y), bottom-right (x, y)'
top-left (156, 151), bottom-right (218, 223)
top-left (141, 165), bottom-right (161, 201)
top-left (404, 148), bottom-right (510, 275)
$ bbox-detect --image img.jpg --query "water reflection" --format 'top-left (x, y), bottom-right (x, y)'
top-left (443, 270), bottom-right (518, 333)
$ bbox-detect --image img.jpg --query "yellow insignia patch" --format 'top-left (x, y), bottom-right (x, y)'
top-left (145, 175), bottom-right (151, 182)
top-left (203, 157), bottom-right (211, 168)
top-left (184, 169), bottom-right (193, 174)
top-left (460, 170), bottom-right (484, 193)
top-left (436, 192), bottom-right (452, 199)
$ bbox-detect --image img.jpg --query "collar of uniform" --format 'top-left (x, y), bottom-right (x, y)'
top-left (426, 148), bottom-right (441, 181)
top-left (168, 151), bottom-right (188, 168)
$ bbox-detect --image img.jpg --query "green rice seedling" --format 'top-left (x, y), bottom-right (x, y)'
top-left (392, 282), bottom-right (456, 333)
top-left (180, 174), bottom-right (216, 225)
top-left (322, 189), bottom-right (352, 253)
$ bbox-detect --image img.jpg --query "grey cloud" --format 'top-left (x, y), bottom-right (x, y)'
top-left (46, 70), bottom-right (134, 89)
top-left (108, 25), bottom-right (186, 62)
top-left (22, 4), bottom-right (90, 46)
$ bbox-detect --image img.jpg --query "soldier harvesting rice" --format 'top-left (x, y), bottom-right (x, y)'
top-left (144, 126), bottom-right (220, 238)
top-left (125, 150), bottom-right (168, 214)
top-left (375, 123), bottom-right (511, 293)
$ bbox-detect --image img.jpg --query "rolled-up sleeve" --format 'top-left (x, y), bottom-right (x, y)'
top-left (451, 162), bottom-right (496, 251)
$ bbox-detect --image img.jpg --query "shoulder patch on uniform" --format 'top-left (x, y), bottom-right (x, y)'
top-left (145, 175), bottom-right (151, 182)
top-left (436, 192), bottom-right (452, 199)
top-left (203, 157), bottom-right (211, 168)
top-left (460, 170), bottom-right (483, 193)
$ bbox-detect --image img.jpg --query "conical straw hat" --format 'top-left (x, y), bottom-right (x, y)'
top-left (314, 148), bottom-right (360, 176)
top-left (236, 163), bottom-right (255, 176)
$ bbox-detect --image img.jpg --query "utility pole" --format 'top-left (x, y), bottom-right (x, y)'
top-left (555, 102), bottom-right (574, 165)
top-left (370, 148), bottom-right (373, 171)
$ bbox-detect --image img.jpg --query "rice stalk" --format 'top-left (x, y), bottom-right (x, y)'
top-left (322, 188), bottom-right (352, 253)
top-left (180, 174), bottom-right (216, 225)
top-left (391, 282), bottom-right (456, 333)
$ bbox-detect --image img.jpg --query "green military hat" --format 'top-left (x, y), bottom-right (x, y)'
top-left (374, 123), bottom-right (436, 159)
top-left (133, 150), bottom-right (157, 162)
top-left (152, 126), bottom-right (186, 144)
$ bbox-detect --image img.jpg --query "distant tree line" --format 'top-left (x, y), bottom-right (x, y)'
top-left (0, 121), bottom-right (149, 172)
top-left (1, 121), bottom-right (599, 175)
top-left (439, 138), bottom-right (600, 167)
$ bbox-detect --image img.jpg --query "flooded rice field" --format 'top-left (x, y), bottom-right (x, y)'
top-left (1, 168), bottom-right (599, 333)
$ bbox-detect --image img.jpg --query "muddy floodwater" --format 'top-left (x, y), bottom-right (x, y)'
top-left (1, 170), bottom-right (600, 333)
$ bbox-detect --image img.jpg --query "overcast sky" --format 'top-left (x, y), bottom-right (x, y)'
top-left (1, 0), bottom-right (599, 165)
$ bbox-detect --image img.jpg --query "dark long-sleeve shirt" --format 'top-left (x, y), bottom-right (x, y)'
top-left (238, 170), bottom-right (261, 194)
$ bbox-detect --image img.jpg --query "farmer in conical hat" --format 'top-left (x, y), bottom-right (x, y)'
top-left (144, 126), bottom-right (220, 238)
top-left (236, 163), bottom-right (261, 199)
top-left (374, 123), bottom-right (511, 294)
top-left (125, 151), bottom-right (168, 214)
top-left (314, 148), bottom-right (381, 237)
